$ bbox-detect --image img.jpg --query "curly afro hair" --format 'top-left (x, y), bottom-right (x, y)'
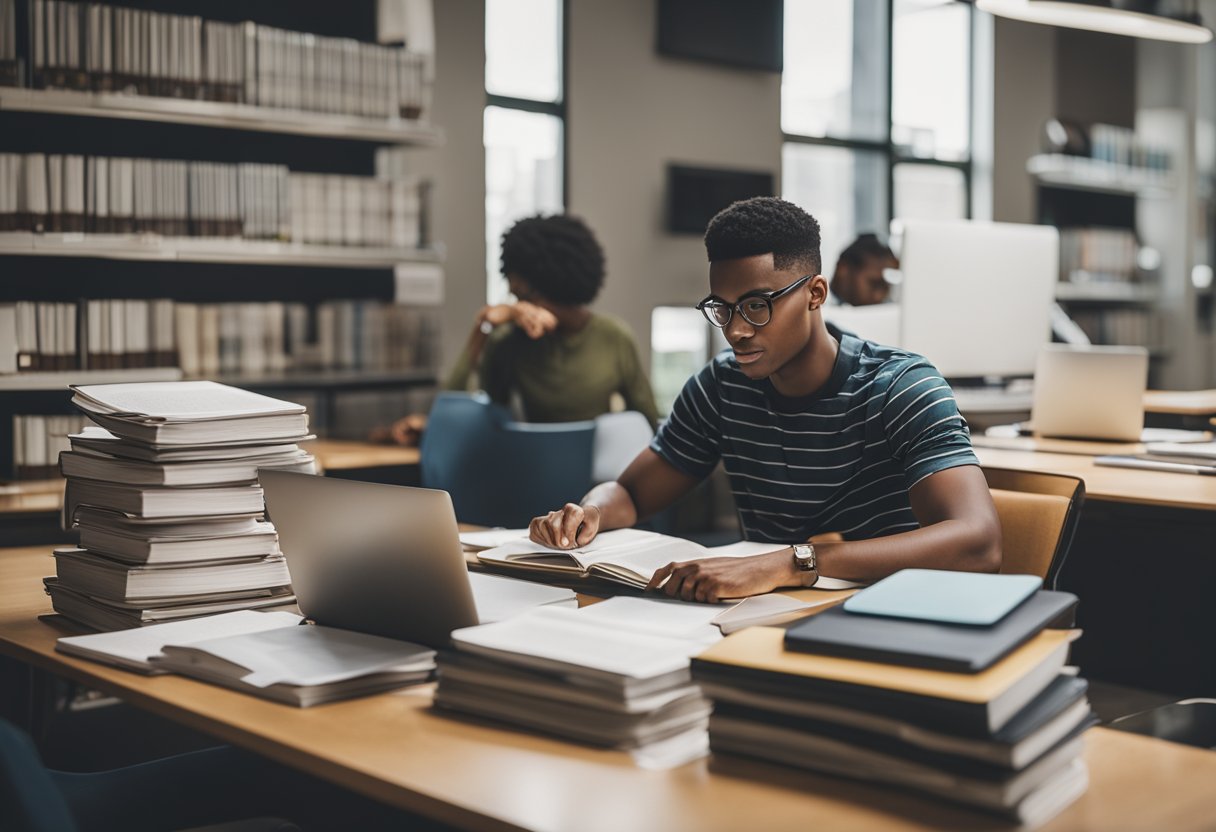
top-left (703, 197), bottom-right (822, 275)
top-left (500, 214), bottom-right (606, 306)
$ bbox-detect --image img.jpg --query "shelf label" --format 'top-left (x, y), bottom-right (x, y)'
top-left (394, 263), bottom-right (444, 305)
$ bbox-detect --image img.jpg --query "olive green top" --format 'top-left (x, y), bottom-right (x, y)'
top-left (444, 313), bottom-right (660, 428)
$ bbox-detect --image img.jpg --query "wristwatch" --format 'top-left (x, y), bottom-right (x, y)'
top-left (792, 543), bottom-right (819, 587)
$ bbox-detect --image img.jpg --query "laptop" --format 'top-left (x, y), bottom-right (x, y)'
top-left (260, 470), bottom-right (570, 649)
top-left (1029, 345), bottom-right (1149, 442)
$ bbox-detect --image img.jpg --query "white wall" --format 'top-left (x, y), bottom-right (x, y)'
top-left (564, 0), bottom-right (782, 366)
top-left (991, 18), bottom-right (1056, 224)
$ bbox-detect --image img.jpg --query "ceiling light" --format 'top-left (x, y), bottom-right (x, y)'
top-left (975, 0), bottom-right (1213, 43)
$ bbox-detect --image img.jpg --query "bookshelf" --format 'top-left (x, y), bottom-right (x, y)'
top-left (1027, 128), bottom-right (1171, 368)
top-left (0, 0), bottom-right (445, 481)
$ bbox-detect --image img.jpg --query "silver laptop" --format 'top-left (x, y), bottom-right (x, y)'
top-left (260, 469), bottom-right (479, 649)
top-left (1030, 345), bottom-right (1149, 441)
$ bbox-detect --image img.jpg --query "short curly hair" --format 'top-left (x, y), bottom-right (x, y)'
top-left (837, 233), bottom-right (894, 269)
top-left (500, 214), bottom-right (606, 306)
top-left (703, 197), bottom-right (822, 275)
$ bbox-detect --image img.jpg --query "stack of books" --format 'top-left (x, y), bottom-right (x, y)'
top-left (434, 605), bottom-right (715, 769)
top-left (47, 380), bottom-right (316, 632)
top-left (691, 570), bottom-right (1096, 827)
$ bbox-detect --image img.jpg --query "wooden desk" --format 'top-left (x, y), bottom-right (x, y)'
top-left (302, 440), bottom-right (420, 472)
top-left (973, 446), bottom-right (1216, 511)
top-left (1144, 389), bottom-right (1216, 416)
top-left (3, 546), bottom-right (1216, 832)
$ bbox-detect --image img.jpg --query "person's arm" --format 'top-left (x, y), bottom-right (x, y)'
top-left (528, 449), bottom-right (700, 549)
top-left (646, 464), bottom-right (1000, 602)
top-left (615, 328), bottom-right (661, 430)
top-left (443, 302), bottom-right (557, 391)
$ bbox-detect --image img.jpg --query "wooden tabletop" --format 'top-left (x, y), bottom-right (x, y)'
top-left (300, 439), bottom-right (420, 471)
top-left (974, 446), bottom-right (1216, 512)
top-left (1144, 389), bottom-right (1216, 416)
top-left (4, 545), bottom-right (1216, 832)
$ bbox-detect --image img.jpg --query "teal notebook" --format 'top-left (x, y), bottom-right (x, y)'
top-left (842, 570), bottom-right (1042, 626)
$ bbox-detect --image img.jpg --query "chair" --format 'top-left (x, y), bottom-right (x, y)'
top-left (420, 392), bottom-right (596, 528)
top-left (981, 466), bottom-right (1085, 588)
top-left (592, 411), bottom-right (654, 483)
top-left (0, 718), bottom-right (298, 832)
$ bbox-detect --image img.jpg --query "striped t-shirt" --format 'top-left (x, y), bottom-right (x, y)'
top-left (650, 325), bottom-right (979, 544)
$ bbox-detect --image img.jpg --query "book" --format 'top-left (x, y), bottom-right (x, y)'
top-left (708, 710), bottom-right (1090, 825)
top-left (81, 408), bottom-right (310, 446)
top-left (72, 506), bottom-right (265, 535)
top-left (70, 426), bottom-right (312, 463)
top-left (784, 590), bottom-right (1078, 672)
top-left (153, 623), bottom-right (436, 707)
top-left (841, 570), bottom-right (1042, 626)
top-left (1095, 453), bottom-right (1216, 476)
top-left (478, 530), bottom-right (860, 592)
top-left (53, 547), bottom-right (291, 602)
top-left (56, 608), bottom-right (303, 673)
top-left (697, 674), bottom-right (1094, 770)
top-left (466, 572), bottom-right (578, 622)
top-left (713, 593), bottom-right (841, 635)
top-left (691, 626), bottom-right (1078, 735)
top-left (76, 522), bottom-right (279, 565)
top-left (59, 448), bottom-right (316, 487)
top-left (65, 479), bottom-right (266, 519)
top-left (45, 578), bottom-right (295, 632)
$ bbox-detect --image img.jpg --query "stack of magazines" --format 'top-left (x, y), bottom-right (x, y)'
top-left (434, 605), bottom-right (716, 769)
top-left (691, 571), bottom-right (1096, 827)
top-left (47, 380), bottom-right (316, 631)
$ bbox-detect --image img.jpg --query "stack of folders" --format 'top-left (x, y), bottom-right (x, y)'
top-left (47, 381), bottom-right (317, 632)
top-left (434, 605), bottom-right (716, 770)
top-left (692, 570), bottom-right (1096, 828)
top-left (56, 610), bottom-right (436, 707)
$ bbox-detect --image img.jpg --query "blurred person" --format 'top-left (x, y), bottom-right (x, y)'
top-left (829, 232), bottom-right (898, 306)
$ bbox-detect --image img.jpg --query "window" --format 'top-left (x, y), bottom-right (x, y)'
top-left (781, 0), bottom-right (974, 272)
top-left (484, 0), bottom-right (565, 304)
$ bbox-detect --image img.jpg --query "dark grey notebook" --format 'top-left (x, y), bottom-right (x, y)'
top-left (783, 590), bottom-right (1078, 673)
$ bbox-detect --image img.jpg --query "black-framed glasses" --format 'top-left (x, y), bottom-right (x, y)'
top-left (695, 274), bottom-right (813, 328)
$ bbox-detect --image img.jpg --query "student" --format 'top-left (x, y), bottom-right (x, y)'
top-left (380, 214), bottom-right (659, 444)
top-left (529, 198), bottom-right (1000, 602)
top-left (830, 232), bottom-right (898, 306)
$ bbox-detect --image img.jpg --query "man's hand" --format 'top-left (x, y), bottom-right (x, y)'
top-left (529, 503), bottom-right (602, 549)
top-left (645, 549), bottom-right (797, 603)
top-left (480, 302), bottom-right (558, 340)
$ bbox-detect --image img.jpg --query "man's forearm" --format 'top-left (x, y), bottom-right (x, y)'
top-left (813, 518), bottom-right (1000, 584)
top-left (581, 481), bottom-right (638, 531)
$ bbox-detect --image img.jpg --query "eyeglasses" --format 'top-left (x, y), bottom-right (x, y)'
top-left (695, 274), bottom-right (813, 328)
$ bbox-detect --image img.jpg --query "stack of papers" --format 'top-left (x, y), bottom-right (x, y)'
top-left (692, 571), bottom-right (1096, 827)
top-left (434, 604), bottom-right (719, 769)
top-left (56, 609), bottom-right (436, 707)
top-left (50, 381), bottom-right (315, 631)
top-left (1096, 440), bottom-right (1216, 476)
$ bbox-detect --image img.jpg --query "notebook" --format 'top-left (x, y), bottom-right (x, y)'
top-left (785, 590), bottom-right (1078, 672)
top-left (842, 570), bottom-right (1042, 626)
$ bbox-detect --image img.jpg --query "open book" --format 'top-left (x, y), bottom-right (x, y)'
top-left (476, 530), bottom-right (860, 592)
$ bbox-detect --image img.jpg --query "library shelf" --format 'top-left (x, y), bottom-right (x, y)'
top-left (1053, 282), bottom-right (1159, 303)
top-left (0, 88), bottom-right (444, 145)
top-left (0, 232), bottom-right (443, 268)
top-left (210, 368), bottom-right (436, 392)
top-left (1027, 154), bottom-right (1173, 197)
top-left (0, 367), bottom-right (183, 391)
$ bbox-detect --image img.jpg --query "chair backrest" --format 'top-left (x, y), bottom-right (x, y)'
top-left (592, 411), bottom-right (654, 483)
top-left (982, 466), bottom-right (1085, 589)
top-left (0, 719), bottom-right (79, 832)
top-left (421, 392), bottom-right (596, 528)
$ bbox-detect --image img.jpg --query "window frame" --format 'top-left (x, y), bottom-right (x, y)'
top-left (781, 0), bottom-right (975, 224)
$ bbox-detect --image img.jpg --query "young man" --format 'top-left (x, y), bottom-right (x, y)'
top-left (529, 197), bottom-right (1000, 602)
top-left (830, 232), bottom-right (899, 307)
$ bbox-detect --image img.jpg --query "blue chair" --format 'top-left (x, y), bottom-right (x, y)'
top-left (421, 392), bottom-right (596, 528)
top-left (0, 718), bottom-right (299, 832)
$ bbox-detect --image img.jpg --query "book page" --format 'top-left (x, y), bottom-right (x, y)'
top-left (577, 597), bottom-right (727, 645)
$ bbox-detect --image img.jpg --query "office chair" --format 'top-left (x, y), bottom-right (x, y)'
top-left (592, 410), bottom-right (654, 482)
top-left (420, 392), bottom-right (596, 528)
top-left (0, 718), bottom-right (299, 832)
top-left (981, 466), bottom-right (1085, 589)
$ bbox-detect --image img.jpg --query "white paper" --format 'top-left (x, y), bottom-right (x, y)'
top-left (459, 528), bottom-right (529, 550)
top-left (577, 597), bottom-right (727, 644)
top-left (468, 571), bottom-right (577, 623)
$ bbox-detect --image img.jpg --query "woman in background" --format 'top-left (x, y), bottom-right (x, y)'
top-left (380, 214), bottom-right (659, 444)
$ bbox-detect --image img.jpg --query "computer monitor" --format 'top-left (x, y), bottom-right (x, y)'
top-left (894, 219), bottom-right (1058, 379)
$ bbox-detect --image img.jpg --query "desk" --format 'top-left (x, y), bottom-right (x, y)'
top-left (3, 546), bottom-right (1216, 831)
top-left (975, 446), bottom-right (1216, 695)
top-left (302, 440), bottom-right (421, 472)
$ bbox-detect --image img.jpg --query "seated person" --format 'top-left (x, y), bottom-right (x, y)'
top-left (381, 214), bottom-right (659, 444)
top-left (529, 198), bottom-right (1000, 602)
top-left (829, 232), bottom-right (898, 306)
